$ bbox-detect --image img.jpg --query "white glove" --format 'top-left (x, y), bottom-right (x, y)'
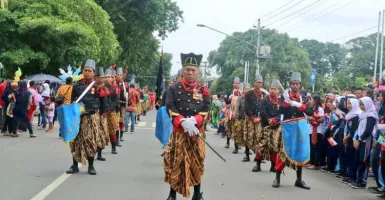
top-left (181, 117), bottom-right (198, 136)
top-left (290, 101), bottom-right (302, 108)
top-left (378, 124), bottom-right (385, 131)
top-left (283, 90), bottom-right (290, 102)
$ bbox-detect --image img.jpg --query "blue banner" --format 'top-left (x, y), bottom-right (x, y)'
top-left (57, 103), bottom-right (81, 142)
top-left (281, 118), bottom-right (310, 164)
top-left (155, 106), bottom-right (173, 147)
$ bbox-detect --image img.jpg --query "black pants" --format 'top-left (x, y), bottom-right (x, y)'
top-left (2, 115), bottom-right (12, 133)
top-left (310, 133), bottom-right (324, 166)
top-left (11, 120), bottom-right (33, 135)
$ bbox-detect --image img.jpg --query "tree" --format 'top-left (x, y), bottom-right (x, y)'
top-left (209, 29), bottom-right (312, 94)
top-left (95, 0), bottom-right (183, 73)
top-left (0, 0), bottom-right (119, 76)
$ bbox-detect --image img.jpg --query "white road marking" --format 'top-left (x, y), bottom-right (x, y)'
top-left (30, 173), bottom-right (71, 200)
top-left (137, 122), bottom-right (147, 127)
top-left (31, 164), bottom-right (82, 200)
top-left (152, 123), bottom-right (156, 128)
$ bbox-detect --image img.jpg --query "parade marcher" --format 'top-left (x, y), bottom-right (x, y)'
top-left (272, 72), bottom-right (313, 189)
top-left (96, 67), bottom-right (109, 161)
top-left (245, 74), bottom-right (265, 171)
top-left (225, 77), bottom-right (241, 153)
top-left (66, 59), bottom-right (106, 175)
top-left (237, 83), bottom-right (251, 162)
top-left (257, 79), bottom-right (281, 171)
top-left (104, 68), bottom-right (120, 154)
top-left (116, 67), bottom-right (129, 141)
top-left (164, 53), bottom-right (210, 200)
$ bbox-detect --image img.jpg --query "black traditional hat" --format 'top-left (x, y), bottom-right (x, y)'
top-left (181, 53), bottom-right (203, 67)
top-left (97, 67), bottom-right (104, 77)
top-left (117, 67), bottom-right (123, 74)
top-left (84, 59), bottom-right (96, 71)
top-left (105, 68), bottom-right (112, 76)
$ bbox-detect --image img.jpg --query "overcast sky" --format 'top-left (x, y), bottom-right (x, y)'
top-left (161, 0), bottom-right (385, 76)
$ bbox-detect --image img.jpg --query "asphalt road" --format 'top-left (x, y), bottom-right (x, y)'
top-left (0, 111), bottom-right (376, 200)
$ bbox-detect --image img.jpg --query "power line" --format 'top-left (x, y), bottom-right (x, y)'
top-left (288, 0), bottom-right (356, 31)
top-left (262, 0), bottom-right (306, 23)
top-left (275, 0), bottom-right (332, 29)
top-left (284, 0), bottom-right (344, 31)
top-left (256, 0), bottom-right (296, 23)
top-left (328, 25), bottom-right (378, 42)
top-left (264, 0), bottom-right (323, 27)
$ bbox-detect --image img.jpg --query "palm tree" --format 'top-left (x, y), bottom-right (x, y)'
top-left (0, 0), bottom-right (8, 10)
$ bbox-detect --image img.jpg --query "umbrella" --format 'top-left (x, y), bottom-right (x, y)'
top-left (27, 74), bottom-right (63, 84)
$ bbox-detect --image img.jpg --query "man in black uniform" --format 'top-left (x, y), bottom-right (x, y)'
top-left (272, 72), bottom-right (313, 190)
top-left (164, 53), bottom-right (210, 200)
top-left (258, 79), bottom-right (281, 172)
top-left (245, 74), bottom-right (265, 172)
top-left (66, 59), bottom-right (106, 175)
top-left (116, 67), bottom-right (129, 141)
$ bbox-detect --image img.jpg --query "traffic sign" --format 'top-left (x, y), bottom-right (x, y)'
top-left (310, 69), bottom-right (316, 85)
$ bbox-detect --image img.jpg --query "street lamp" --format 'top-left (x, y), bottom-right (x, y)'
top-left (197, 23), bottom-right (264, 77)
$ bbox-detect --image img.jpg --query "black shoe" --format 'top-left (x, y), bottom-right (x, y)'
top-left (112, 145), bottom-right (118, 154)
top-left (116, 142), bottom-right (122, 147)
top-left (232, 149), bottom-right (238, 154)
top-left (88, 166), bottom-right (97, 175)
top-left (97, 156), bottom-right (106, 161)
top-left (242, 156), bottom-right (250, 162)
top-left (350, 182), bottom-right (366, 189)
top-left (192, 192), bottom-right (204, 200)
top-left (252, 164), bottom-right (261, 172)
top-left (295, 180), bottom-right (310, 190)
top-left (272, 179), bottom-right (280, 188)
top-left (120, 138), bottom-right (124, 141)
top-left (369, 187), bottom-right (384, 194)
top-left (225, 143), bottom-right (229, 148)
top-left (166, 196), bottom-right (176, 200)
top-left (320, 167), bottom-right (329, 173)
top-left (66, 165), bottom-right (79, 174)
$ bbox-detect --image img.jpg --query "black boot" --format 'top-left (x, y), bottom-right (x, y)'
top-left (111, 142), bottom-right (118, 154)
top-left (252, 160), bottom-right (261, 172)
top-left (272, 171), bottom-right (281, 188)
top-left (120, 131), bottom-right (124, 141)
top-left (232, 148), bottom-right (238, 154)
top-left (87, 157), bottom-right (97, 175)
top-left (192, 184), bottom-right (203, 200)
top-left (97, 148), bottom-right (106, 161)
top-left (167, 188), bottom-right (176, 200)
top-left (225, 137), bottom-right (230, 148)
top-left (116, 131), bottom-right (122, 147)
top-left (295, 167), bottom-right (310, 190)
top-left (270, 162), bottom-right (276, 172)
top-left (66, 158), bottom-right (79, 174)
top-left (242, 153), bottom-right (250, 162)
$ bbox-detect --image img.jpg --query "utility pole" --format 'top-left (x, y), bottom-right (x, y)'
top-left (380, 11), bottom-right (385, 81)
top-left (374, 11), bottom-right (381, 80)
top-left (256, 18), bottom-right (261, 77)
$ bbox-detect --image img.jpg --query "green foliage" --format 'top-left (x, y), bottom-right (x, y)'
top-left (0, 0), bottom-right (119, 76)
top-left (209, 29), bottom-right (312, 94)
top-left (354, 77), bottom-right (368, 88)
top-left (95, 0), bottom-right (183, 73)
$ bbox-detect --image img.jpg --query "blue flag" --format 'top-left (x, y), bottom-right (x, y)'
top-left (57, 103), bottom-right (81, 142)
top-left (281, 119), bottom-right (310, 164)
top-left (155, 106), bottom-right (172, 147)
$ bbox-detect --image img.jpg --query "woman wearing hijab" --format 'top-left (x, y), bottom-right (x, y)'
top-left (374, 91), bottom-right (385, 197)
top-left (341, 98), bottom-right (361, 184)
top-left (351, 97), bottom-right (378, 189)
top-left (11, 81), bottom-right (36, 138)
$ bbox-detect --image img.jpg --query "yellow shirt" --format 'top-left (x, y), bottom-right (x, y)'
top-left (55, 84), bottom-right (73, 105)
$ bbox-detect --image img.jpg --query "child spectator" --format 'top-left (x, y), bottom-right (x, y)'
top-left (46, 96), bottom-right (55, 133)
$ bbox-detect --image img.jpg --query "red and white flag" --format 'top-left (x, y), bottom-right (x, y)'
top-left (327, 137), bottom-right (338, 147)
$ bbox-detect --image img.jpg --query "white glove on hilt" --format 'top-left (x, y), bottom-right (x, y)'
top-left (283, 90), bottom-right (290, 102)
top-left (290, 100), bottom-right (302, 108)
top-left (181, 117), bottom-right (199, 137)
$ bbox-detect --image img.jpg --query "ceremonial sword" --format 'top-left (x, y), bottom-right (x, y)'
top-left (198, 135), bottom-right (227, 163)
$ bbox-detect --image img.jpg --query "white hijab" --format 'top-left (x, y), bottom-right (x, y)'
top-left (357, 97), bottom-right (379, 137)
top-left (345, 98), bottom-right (361, 120)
